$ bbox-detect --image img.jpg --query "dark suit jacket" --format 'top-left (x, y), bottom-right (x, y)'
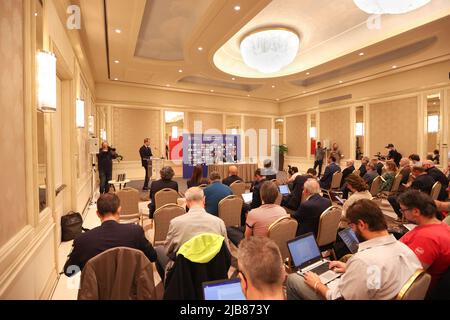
top-left (363, 170), bottom-right (379, 187)
top-left (251, 178), bottom-right (266, 209)
top-left (400, 166), bottom-right (411, 184)
top-left (283, 174), bottom-right (310, 210)
top-left (293, 194), bottom-right (331, 237)
top-left (139, 145), bottom-right (153, 167)
top-left (426, 167), bottom-right (449, 200)
top-left (341, 165), bottom-right (355, 187)
top-left (64, 220), bottom-right (156, 276)
top-left (97, 148), bottom-right (117, 173)
top-left (320, 163), bottom-right (341, 189)
top-left (222, 175), bottom-right (243, 186)
top-left (148, 179), bottom-right (179, 216)
top-left (376, 162), bottom-right (384, 176)
top-left (358, 164), bottom-right (367, 178)
top-left (412, 174), bottom-right (435, 194)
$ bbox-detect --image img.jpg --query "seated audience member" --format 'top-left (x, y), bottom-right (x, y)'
top-left (341, 159), bottom-right (355, 188)
top-left (228, 181), bottom-right (288, 246)
top-left (286, 199), bottom-right (421, 300)
top-left (398, 158), bottom-right (412, 191)
top-left (187, 164), bottom-right (208, 188)
top-left (204, 171), bottom-right (233, 216)
top-left (261, 159), bottom-right (277, 180)
top-left (409, 154), bottom-right (421, 166)
top-left (363, 162), bottom-right (379, 188)
top-left (64, 194), bottom-right (157, 276)
top-left (358, 157), bottom-right (370, 178)
top-left (342, 174), bottom-right (372, 218)
top-left (288, 166), bottom-right (300, 184)
top-left (443, 162), bottom-right (450, 181)
top-left (398, 191), bottom-right (450, 292)
top-left (371, 158), bottom-right (384, 176)
top-left (426, 154), bottom-right (434, 161)
top-left (148, 166), bottom-right (179, 218)
top-left (378, 160), bottom-right (397, 193)
top-left (385, 143), bottom-right (402, 167)
top-left (250, 169), bottom-right (267, 209)
top-left (154, 187), bottom-right (229, 280)
top-left (237, 237), bottom-right (286, 300)
top-left (423, 160), bottom-right (449, 201)
top-left (432, 149), bottom-right (440, 165)
top-left (388, 165), bottom-right (436, 218)
top-left (282, 168), bottom-right (317, 210)
top-left (293, 179), bottom-right (331, 237)
top-left (222, 165), bottom-right (243, 186)
top-left (319, 156), bottom-right (341, 190)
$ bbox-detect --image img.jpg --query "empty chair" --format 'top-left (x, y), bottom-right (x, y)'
top-left (154, 188), bottom-right (181, 210)
top-left (153, 204), bottom-right (185, 245)
top-left (396, 270), bottom-right (431, 300)
top-left (230, 180), bottom-right (246, 197)
top-left (218, 195), bottom-right (243, 228)
top-left (430, 182), bottom-right (442, 201)
top-left (321, 172), bottom-right (343, 200)
top-left (78, 247), bottom-right (157, 300)
top-left (370, 176), bottom-right (383, 196)
top-left (268, 216), bottom-right (298, 264)
top-left (198, 184), bottom-right (208, 189)
top-left (316, 206), bottom-right (342, 259)
top-left (116, 187), bottom-right (141, 224)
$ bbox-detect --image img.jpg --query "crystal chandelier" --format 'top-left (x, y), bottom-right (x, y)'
top-left (240, 28), bottom-right (300, 74)
top-left (353, 0), bottom-right (431, 14)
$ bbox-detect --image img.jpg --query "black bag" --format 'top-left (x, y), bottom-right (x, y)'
top-left (61, 211), bottom-right (83, 242)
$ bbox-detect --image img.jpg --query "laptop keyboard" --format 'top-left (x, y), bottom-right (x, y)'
top-left (310, 262), bottom-right (330, 275)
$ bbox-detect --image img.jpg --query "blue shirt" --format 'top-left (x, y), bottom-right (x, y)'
top-left (204, 181), bottom-right (233, 216)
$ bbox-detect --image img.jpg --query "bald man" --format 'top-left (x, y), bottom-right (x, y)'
top-left (222, 165), bottom-right (243, 186)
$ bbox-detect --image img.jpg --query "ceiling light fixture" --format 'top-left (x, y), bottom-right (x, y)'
top-left (232, 77), bottom-right (236, 81)
top-left (234, 5), bottom-right (241, 11)
top-left (240, 28), bottom-right (300, 74)
top-left (198, 47), bottom-right (203, 51)
top-left (392, 65), bottom-right (397, 69)
top-left (114, 29), bottom-right (121, 34)
top-left (271, 85), bottom-right (276, 88)
top-left (306, 72), bottom-right (310, 75)
top-left (359, 52), bottom-right (365, 56)
top-left (114, 78), bottom-right (118, 81)
top-left (353, 0), bottom-right (431, 14)
top-left (178, 69), bottom-right (183, 73)
top-left (339, 80), bottom-right (343, 84)
top-left (114, 60), bottom-right (120, 64)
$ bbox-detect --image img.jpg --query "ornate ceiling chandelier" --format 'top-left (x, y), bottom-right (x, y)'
top-left (353, 0), bottom-right (431, 14)
top-left (240, 28), bottom-right (300, 74)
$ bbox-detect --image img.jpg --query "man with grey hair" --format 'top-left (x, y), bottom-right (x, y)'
top-left (237, 237), bottom-right (286, 300)
top-left (341, 159), bottom-right (355, 187)
top-left (154, 187), bottom-right (229, 280)
top-left (292, 179), bottom-right (331, 236)
top-left (204, 171), bottom-right (233, 216)
top-left (148, 166), bottom-right (179, 218)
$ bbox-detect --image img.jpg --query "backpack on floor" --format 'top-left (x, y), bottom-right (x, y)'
top-left (61, 211), bottom-right (84, 242)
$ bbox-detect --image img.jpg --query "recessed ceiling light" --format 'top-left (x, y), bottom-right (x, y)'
top-left (166, 84), bottom-right (170, 87)
top-left (392, 65), bottom-right (397, 69)
top-left (339, 80), bottom-right (343, 84)
top-left (303, 91), bottom-right (307, 93)
top-left (210, 89), bottom-right (215, 93)
top-left (247, 94), bottom-right (250, 97)
top-left (198, 47), bottom-right (203, 51)
top-left (114, 29), bottom-right (121, 34)
top-left (114, 78), bottom-right (118, 81)
top-left (306, 72), bottom-right (310, 76)
top-left (232, 77), bottom-right (236, 81)
top-left (234, 5), bottom-right (241, 11)
top-left (359, 52), bottom-right (365, 56)
top-left (114, 60), bottom-right (120, 64)
top-left (34, 12), bottom-right (38, 17)
top-left (271, 85), bottom-right (276, 88)
top-left (178, 69), bottom-right (183, 73)
top-left (276, 98), bottom-right (280, 101)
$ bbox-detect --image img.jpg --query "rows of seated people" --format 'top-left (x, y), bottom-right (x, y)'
top-left (64, 157), bottom-right (450, 300)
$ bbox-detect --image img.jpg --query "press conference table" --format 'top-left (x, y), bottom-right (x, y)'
top-left (207, 163), bottom-right (258, 183)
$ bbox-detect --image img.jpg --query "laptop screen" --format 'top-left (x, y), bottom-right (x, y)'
top-left (241, 192), bottom-right (253, 204)
top-left (287, 233), bottom-right (321, 268)
top-left (338, 228), bottom-right (359, 254)
top-left (203, 278), bottom-right (246, 300)
top-left (278, 184), bottom-right (290, 195)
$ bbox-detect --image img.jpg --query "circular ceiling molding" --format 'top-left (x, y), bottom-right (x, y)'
top-left (239, 28), bottom-right (300, 74)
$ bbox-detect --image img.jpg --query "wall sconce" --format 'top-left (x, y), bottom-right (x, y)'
top-left (88, 115), bottom-right (95, 135)
top-left (171, 126), bottom-right (179, 139)
top-left (310, 127), bottom-right (317, 138)
top-left (37, 51), bottom-right (57, 112)
top-left (76, 99), bottom-right (85, 128)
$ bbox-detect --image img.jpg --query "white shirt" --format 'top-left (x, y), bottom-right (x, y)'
top-left (326, 234), bottom-right (422, 300)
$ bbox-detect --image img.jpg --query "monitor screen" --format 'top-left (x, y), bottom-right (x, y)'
top-left (278, 184), bottom-right (290, 195)
top-left (287, 233), bottom-right (321, 268)
top-left (203, 278), bottom-right (246, 300)
top-left (338, 228), bottom-right (359, 254)
top-left (241, 192), bottom-right (253, 204)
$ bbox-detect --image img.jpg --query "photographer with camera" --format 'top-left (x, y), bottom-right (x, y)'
top-left (97, 141), bottom-right (118, 194)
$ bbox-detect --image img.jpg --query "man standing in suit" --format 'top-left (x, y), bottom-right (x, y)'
top-left (293, 179), bottom-right (331, 237)
top-left (139, 138), bottom-right (153, 190)
top-left (64, 193), bottom-right (157, 276)
top-left (320, 156), bottom-right (341, 190)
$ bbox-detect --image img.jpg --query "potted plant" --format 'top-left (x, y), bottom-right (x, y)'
top-left (278, 144), bottom-right (288, 171)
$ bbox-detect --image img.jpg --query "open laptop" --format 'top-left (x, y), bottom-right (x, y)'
top-left (338, 228), bottom-right (359, 254)
top-left (334, 195), bottom-right (346, 206)
top-left (202, 278), bottom-right (246, 300)
top-left (241, 192), bottom-right (253, 204)
top-left (278, 184), bottom-right (290, 196)
top-left (287, 233), bottom-right (341, 284)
